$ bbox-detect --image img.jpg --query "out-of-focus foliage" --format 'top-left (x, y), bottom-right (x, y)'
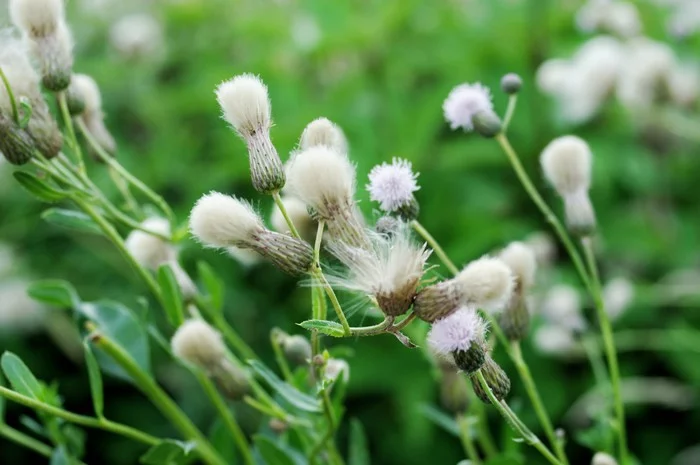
top-left (1, 0), bottom-right (699, 464)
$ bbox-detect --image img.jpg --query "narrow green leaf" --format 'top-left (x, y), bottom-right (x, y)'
top-left (83, 341), bottom-right (104, 418)
top-left (254, 435), bottom-right (305, 465)
top-left (248, 360), bottom-right (321, 413)
top-left (41, 208), bottom-right (101, 235)
top-left (157, 265), bottom-right (185, 327)
top-left (50, 446), bottom-right (70, 465)
top-left (78, 301), bottom-right (151, 379)
top-left (139, 440), bottom-right (195, 465)
top-left (1, 352), bottom-right (44, 401)
top-left (348, 418), bottom-right (370, 465)
top-left (13, 172), bottom-right (66, 202)
top-left (197, 261), bottom-right (224, 312)
top-left (27, 280), bottom-right (81, 308)
top-left (0, 374), bottom-right (5, 423)
top-left (19, 416), bottom-right (46, 437)
top-left (419, 404), bottom-right (460, 437)
top-left (298, 320), bottom-right (345, 337)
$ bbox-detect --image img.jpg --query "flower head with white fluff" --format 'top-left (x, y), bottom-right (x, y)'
top-left (215, 73), bottom-right (270, 138)
top-left (328, 227), bottom-right (431, 316)
top-left (299, 117), bottom-right (347, 154)
top-left (427, 307), bottom-right (486, 355)
top-left (443, 83), bottom-right (493, 131)
top-left (125, 217), bottom-right (173, 270)
top-left (541, 284), bottom-right (586, 332)
top-left (456, 256), bottom-right (515, 313)
top-left (498, 242), bottom-right (537, 290)
top-left (540, 135), bottom-right (592, 196)
top-left (171, 319), bottom-right (227, 370)
top-left (189, 192), bottom-right (264, 248)
top-left (366, 157), bottom-right (420, 213)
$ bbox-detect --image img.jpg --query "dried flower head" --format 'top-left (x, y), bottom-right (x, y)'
top-left (367, 157), bottom-right (420, 216)
top-left (443, 82), bottom-right (493, 131)
top-left (299, 117), bottom-right (348, 154)
top-left (455, 256), bottom-right (515, 313)
top-left (216, 74), bottom-right (284, 193)
top-left (329, 227), bottom-right (430, 316)
top-left (171, 319), bottom-right (227, 369)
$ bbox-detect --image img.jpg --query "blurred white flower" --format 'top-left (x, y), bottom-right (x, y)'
top-left (0, 279), bottom-right (44, 334)
top-left (524, 231), bottom-right (556, 266)
top-left (576, 0), bottom-right (641, 38)
top-left (443, 83), bottom-right (493, 131)
top-left (290, 14), bottom-right (321, 52)
top-left (534, 323), bottom-right (578, 356)
top-left (109, 13), bottom-right (164, 60)
top-left (366, 158), bottom-right (419, 213)
top-left (668, 64), bottom-right (700, 107)
top-left (616, 37), bottom-right (676, 110)
top-left (540, 284), bottom-right (586, 332)
top-left (603, 277), bottom-right (635, 321)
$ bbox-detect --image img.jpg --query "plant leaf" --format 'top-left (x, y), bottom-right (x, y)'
top-left (41, 208), bottom-right (101, 235)
top-left (13, 172), bottom-right (66, 203)
top-left (83, 341), bottom-right (104, 418)
top-left (50, 446), bottom-right (70, 465)
top-left (0, 352), bottom-right (44, 401)
top-left (298, 320), bottom-right (345, 337)
top-left (348, 418), bottom-right (370, 465)
top-left (27, 280), bottom-right (81, 308)
top-left (157, 265), bottom-right (185, 327)
top-left (254, 435), bottom-right (305, 465)
top-left (139, 440), bottom-right (196, 465)
top-left (248, 360), bottom-right (321, 413)
top-left (0, 374), bottom-right (5, 423)
top-left (79, 301), bottom-right (151, 379)
top-left (419, 404), bottom-right (459, 437)
top-left (197, 261), bottom-right (224, 313)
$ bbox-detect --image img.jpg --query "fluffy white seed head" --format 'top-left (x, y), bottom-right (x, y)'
top-left (498, 242), bottom-right (537, 289)
top-left (270, 195), bottom-right (315, 242)
top-left (536, 59), bottom-right (572, 96)
top-left (603, 277), bottom-right (634, 321)
top-left (299, 117), bottom-right (348, 154)
top-left (563, 190), bottom-right (596, 236)
top-left (524, 231), bottom-right (556, 266)
top-left (616, 38), bottom-right (676, 109)
top-left (215, 74), bottom-right (271, 137)
top-left (285, 146), bottom-right (356, 217)
top-left (427, 307), bottom-right (486, 355)
top-left (227, 247), bottom-right (262, 267)
top-left (190, 192), bottom-right (264, 248)
top-left (540, 135), bottom-right (593, 196)
top-left (534, 324), bottom-right (578, 356)
top-left (455, 256), bottom-right (514, 312)
top-left (0, 31), bottom-right (41, 112)
top-left (324, 359), bottom-right (350, 383)
top-left (171, 319), bottom-right (227, 370)
top-left (541, 284), bottom-right (586, 332)
top-left (109, 13), bottom-right (164, 60)
top-left (125, 218), bottom-right (174, 270)
top-left (605, 2), bottom-right (641, 38)
top-left (443, 82), bottom-right (493, 131)
top-left (592, 452), bottom-right (619, 465)
top-left (71, 74), bottom-right (102, 115)
top-left (366, 157), bottom-right (420, 213)
top-left (10, 0), bottom-right (65, 37)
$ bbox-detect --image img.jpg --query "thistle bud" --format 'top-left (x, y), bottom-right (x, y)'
top-left (270, 195), bottom-right (317, 244)
top-left (563, 190), bottom-right (596, 237)
top-left (285, 146), bottom-right (369, 248)
top-left (501, 73), bottom-right (523, 94)
top-left (366, 158), bottom-right (420, 221)
top-left (71, 74), bottom-right (116, 155)
top-left (498, 242), bottom-right (537, 341)
top-left (443, 82), bottom-right (494, 132)
top-left (427, 307), bottom-right (488, 375)
top-left (210, 360), bottom-right (250, 400)
top-left (0, 115), bottom-right (35, 165)
top-left (282, 335), bottom-right (312, 366)
top-left (591, 452), bottom-right (618, 465)
top-left (472, 110), bottom-right (503, 138)
top-left (471, 357), bottom-right (511, 404)
top-left (190, 192), bottom-right (314, 275)
top-left (215, 74), bottom-right (285, 193)
top-left (299, 117), bottom-right (348, 154)
top-left (440, 370), bottom-right (470, 414)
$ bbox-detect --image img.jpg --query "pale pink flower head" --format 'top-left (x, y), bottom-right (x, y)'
top-left (443, 83), bottom-right (494, 131)
top-left (427, 306), bottom-right (486, 355)
top-left (366, 157), bottom-right (419, 212)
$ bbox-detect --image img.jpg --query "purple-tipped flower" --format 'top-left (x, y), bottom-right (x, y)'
top-left (443, 83), bottom-right (493, 131)
top-left (427, 306), bottom-right (488, 374)
top-left (367, 157), bottom-right (420, 217)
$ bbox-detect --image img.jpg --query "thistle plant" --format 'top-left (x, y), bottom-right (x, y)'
top-left (0, 1), bottom-right (684, 465)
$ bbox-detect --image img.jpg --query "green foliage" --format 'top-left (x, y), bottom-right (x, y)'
top-left (248, 360), bottom-right (321, 413)
top-left (1, 352), bottom-right (44, 401)
top-left (41, 208), bottom-right (102, 235)
top-left (157, 265), bottom-right (185, 327)
top-left (82, 341), bottom-right (104, 419)
top-left (12, 172), bottom-right (67, 203)
top-left (139, 440), bottom-right (196, 465)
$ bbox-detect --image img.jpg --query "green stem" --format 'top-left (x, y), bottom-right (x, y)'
top-left (314, 269), bottom-right (351, 336)
top-left (456, 414), bottom-right (481, 465)
top-left (502, 95), bottom-right (518, 132)
top-left (0, 386), bottom-right (159, 446)
top-left (206, 309), bottom-right (257, 362)
top-left (271, 330), bottom-right (294, 382)
top-left (109, 165), bottom-right (145, 220)
top-left (511, 341), bottom-right (569, 465)
top-left (470, 397), bottom-right (498, 459)
top-left (76, 118), bottom-right (174, 223)
top-left (0, 67), bottom-right (19, 124)
top-left (347, 317), bottom-right (393, 336)
top-left (272, 192), bottom-right (301, 239)
top-left (92, 333), bottom-right (226, 465)
top-left (411, 220), bottom-right (459, 275)
top-left (57, 92), bottom-right (86, 174)
top-left (309, 388), bottom-right (342, 465)
top-left (193, 371), bottom-right (254, 465)
top-left (0, 424), bottom-right (52, 458)
top-left (582, 239), bottom-right (628, 465)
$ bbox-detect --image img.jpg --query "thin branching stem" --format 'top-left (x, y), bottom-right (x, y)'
top-left (456, 414), bottom-right (481, 465)
top-left (57, 92), bottom-right (86, 174)
top-left (411, 220), bottom-right (459, 275)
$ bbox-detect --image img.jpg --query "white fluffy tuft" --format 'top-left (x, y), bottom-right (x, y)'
top-left (0, 30), bottom-right (40, 112)
top-left (109, 13), bottom-right (164, 60)
top-left (540, 135), bottom-right (593, 196)
top-left (125, 217), bottom-right (173, 270)
top-left (299, 117), bottom-right (348, 154)
top-left (541, 284), bottom-right (586, 331)
top-left (71, 74), bottom-right (102, 114)
top-left (285, 146), bottom-right (356, 215)
top-left (443, 82), bottom-right (493, 131)
top-left (10, 0), bottom-right (65, 37)
top-left (456, 256), bottom-right (514, 312)
top-left (215, 73), bottom-right (270, 137)
top-left (534, 324), bottom-right (577, 356)
top-left (171, 319), bottom-right (227, 369)
top-left (189, 192), bottom-right (263, 248)
top-left (427, 306), bottom-right (485, 355)
top-left (366, 157), bottom-right (420, 212)
top-left (498, 242), bottom-right (537, 289)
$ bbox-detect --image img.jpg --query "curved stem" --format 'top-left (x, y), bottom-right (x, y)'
top-left (411, 220), bottom-right (459, 275)
top-left (314, 270), bottom-right (351, 336)
top-left (0, 386), bottom-right (158, 446)
top-left (0, 67), bottom-right (19, 124)
top-left (502, 95), bottom-right (518, 132)
top-left (272, 192), bottom-right (301, 239)
top-left (348, 317), bottom-right (393, 336)
top-left (582, 239), bottom-right (627, 465)
top-left (456, 414), bottom-right (481, 465)
top-left (0, 424), bottom-right (53, 458)
top-left (57, 92), bottom-right (86, 174)
top-left (109, 165), bottom-right (144, 219)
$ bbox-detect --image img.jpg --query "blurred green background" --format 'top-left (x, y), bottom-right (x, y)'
top-left (1, 0), bottom-right (700, 464)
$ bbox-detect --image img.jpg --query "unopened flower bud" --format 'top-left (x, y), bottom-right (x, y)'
top-left (66, 79), bottom-right (86, 115)
top-left (0, 115), bottom-right (35, 165)
top-left (215, 74), bottom-right (285, 193)
top-left (210, 360), bottom-right (250, 400)
top-left (592, 452), bottom-right (618, 465)
top-left (440, 370), bottom-right (470, 414)
top-left (471, 357), bottom-right (511, 404)
top-left (473, 110), bottom-right (503, 138)
top-left (501, 73), bottom-right (523, 94)
top-left (269, 418), bottom-right (288, 434)
top-left (282, 335), bottom-right (312, 366)
top-left (299, 117), bottom-right (347, 154)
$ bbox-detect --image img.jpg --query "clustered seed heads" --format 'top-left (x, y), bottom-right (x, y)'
top-left (540, 135), bottom-right (596, 236)
top-left (215, 74), bottom-right (285, 193)
top-left (189, 192), bottom-right (313, 275)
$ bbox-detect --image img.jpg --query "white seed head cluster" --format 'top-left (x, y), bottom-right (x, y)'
top-left (329, 227), bottom-right (430, 316)
top-left (616, 37), bottom-right (676, 109)
top-left (299, 117), bottom-right (347, 154)
top-left (427, 306), bottom-right (486, 355)
top-left (455, 256), bottom-right (514, 312)
top-left (285, 146), bottom-right (356, 218)
top-left (171, 319), bottom-right (227, 370)
top-left (591, 452), bottom-right (619, 465)
top-left (190, 192), bottom-right (264, 248)
top-left (498, 242), bottom-right (537, 289)
top-left (540, 135), bottom-right (592, 196)
top-left (125, 217), bottom-right (174, 270)
top-left (215, 73), bottom-right (271, 138)
top-left (270, 195), bottom-right (315, 242)
top-left (366, 157), bottom-right (420, 213)
top-left (443, 82), bottom-right (493, 131)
